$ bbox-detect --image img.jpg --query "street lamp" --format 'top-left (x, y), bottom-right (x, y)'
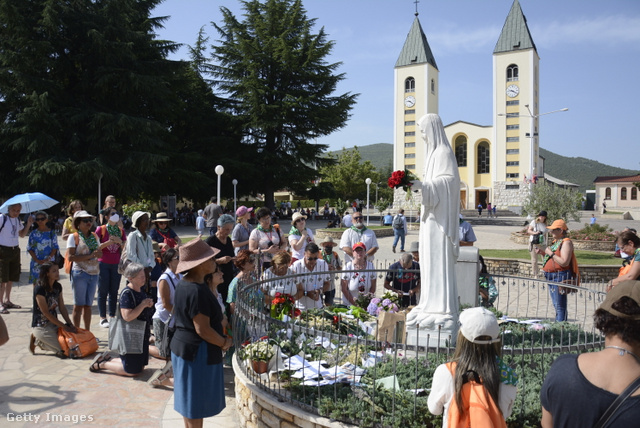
top-left (365, 178), bottom-right (372, 226)
top-left (498, 106), bottom-right (568, 187)
top-left (215, 165), bottom-right (224, 207)
top-left (232, 179), bottom-right (238, 219)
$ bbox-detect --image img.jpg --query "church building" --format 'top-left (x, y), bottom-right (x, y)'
top-left (393, 0), bottom-right (540, 211)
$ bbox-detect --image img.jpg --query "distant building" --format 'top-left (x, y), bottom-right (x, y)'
top-left (393, 0), bottom-right (548, 210)
top-left (594, 175), bottom-right (640, 210)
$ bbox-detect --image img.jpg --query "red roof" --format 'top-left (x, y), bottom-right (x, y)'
top-left (593, 174), bottom-right (640, 183)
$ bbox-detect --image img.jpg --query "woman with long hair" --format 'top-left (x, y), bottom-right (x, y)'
top-left (541, 280), bottom-right (640, 426)
top-left (61, 200), bottom-right (84, 240)
top-left (608, 231), bottom-right (640, 291)
top-left (29, 264), bottom-right (76, 358)
top-left (428, 307), bottom-right (518, 427)
top-left (27, 211), bottom-right (59, 284)
top-left (536, 219), bottom-right (579, 322)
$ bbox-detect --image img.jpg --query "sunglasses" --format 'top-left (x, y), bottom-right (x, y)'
top-left (306, 257), bottom-right (318, 261)
top-left (36, 217), bottom-right (47, 221)
top-left (353, 216), bottom-right (363, 220)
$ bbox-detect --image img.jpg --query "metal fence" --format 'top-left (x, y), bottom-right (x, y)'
top-left (231, 268), bottom-right (606, 427)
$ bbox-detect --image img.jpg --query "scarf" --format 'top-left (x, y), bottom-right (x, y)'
top-left (289, 226), bottom-right (302, 236)
top-left (256, 224), bottom-right (273, 233)
top-left (350, 225), bottom-right (368, 234)
top-left (79, 232), bottom-right (99, 252)
top-left (106, 224), bottom-right (121, 238)
top-left (542, 239), bottom-right (563, 267)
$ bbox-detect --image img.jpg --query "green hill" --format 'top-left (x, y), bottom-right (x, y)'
top-left (540, 148), bottom-right (638, 191)
top-left (328, 143), bottom-right (638, 192)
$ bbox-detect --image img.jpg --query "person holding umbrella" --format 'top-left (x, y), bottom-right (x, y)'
top-left (0, 203), bottom-right (34, 314)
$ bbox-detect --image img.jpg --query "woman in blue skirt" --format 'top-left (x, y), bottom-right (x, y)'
top-left (170, 238), bottom-right (233, 427)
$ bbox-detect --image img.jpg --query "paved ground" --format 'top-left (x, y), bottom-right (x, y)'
top-left (0, 211), bottom-right (636, 426)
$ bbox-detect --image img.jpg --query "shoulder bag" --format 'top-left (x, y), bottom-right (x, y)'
top-left (108, 288), bottom-right (147, 355)
top-left (159, 274), bottom-right (177, 357)
top-left (117, 232), bottom-right (134, 275)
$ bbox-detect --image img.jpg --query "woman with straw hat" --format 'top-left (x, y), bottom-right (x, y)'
top-left (150, 212), bottom-right (182, 250)
top-left (170, 238), bottom-right (232, 426)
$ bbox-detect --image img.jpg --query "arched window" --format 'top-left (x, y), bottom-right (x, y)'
top-left (405, 77), bottom-right (415, 93)
top-left (621, 187), bottom-right (627, 200)
top-left (632, 187), bottom-right (638, 200)
top-left (605, 187), bottom-right (611, 199)
top-left (455, 136), bottom-right (467, 167)
top-left (431, 79), bottom-right (435, 94)
top-left (507, 64), bottom-right (519, 82)
top-left (477, 142), bottom-right (490, 174)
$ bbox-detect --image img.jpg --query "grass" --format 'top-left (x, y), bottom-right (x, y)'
top-left (479, 249), bottom-right (622, 265)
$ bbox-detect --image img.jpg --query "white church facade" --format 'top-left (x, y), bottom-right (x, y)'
top-left (393, 0), bottom-right (541, 211)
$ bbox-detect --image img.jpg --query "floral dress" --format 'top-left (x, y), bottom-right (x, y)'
top-left (27, 229), bottom-right (59, 283)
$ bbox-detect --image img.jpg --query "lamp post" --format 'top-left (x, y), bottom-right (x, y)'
top-left (365, 178), bottom-right (372, 226)
top-left (232, 179), bottom-right (238, 219)
top-left (498, 106), bottom-right (568, 188)
top-left (215, 165), bottom-right (224, 207)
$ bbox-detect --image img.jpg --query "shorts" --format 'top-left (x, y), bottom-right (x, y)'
top-left (0, 246), bottom-right (21, 283)
top-left (71, 270), bottom-right (99, 306)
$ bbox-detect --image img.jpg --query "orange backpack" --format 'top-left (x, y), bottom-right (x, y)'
top-left (63, 233), bottom-right (80, 274)
top-left (57, 327), bottom-right (98, 358)
top-left (445, 362), bottom-right (506, 428)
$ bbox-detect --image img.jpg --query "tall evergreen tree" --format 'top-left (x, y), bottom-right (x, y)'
top-left (0, 0), bottom-right (198, 199)
top-left (210, 0), bottom-right (357, 208)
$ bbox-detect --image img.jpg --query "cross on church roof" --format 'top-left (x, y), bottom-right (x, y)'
top-left (414, 0), bottom-right (419, 16)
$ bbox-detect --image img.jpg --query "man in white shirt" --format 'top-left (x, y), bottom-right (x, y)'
top-left (342, 211), bottom-right (352, 228)
top-left (291, 243), bottom-right (330, 310)
top-left (0, 203), bottom-right (33, 314)
top-left (340, 211), bottom-right (379, 264)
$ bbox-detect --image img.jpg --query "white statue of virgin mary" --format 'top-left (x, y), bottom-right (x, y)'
top-left (405, 114), bottom-right (461, 337)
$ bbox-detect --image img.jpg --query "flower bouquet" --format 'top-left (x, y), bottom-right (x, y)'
top-left (367, 291), bottom-right (400, 316)
top-left (242, 339), bottom-right (275, 374)
top-left (388, 169), bottom-right (418, 200)
top-left (354, 292), bottom-right (375, 311)
top-left (270, 292), bottom-right (301, 320)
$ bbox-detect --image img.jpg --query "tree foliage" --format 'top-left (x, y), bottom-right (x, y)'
top-left (319, 148), bottom-right (379, 201)
top-left (523, 183), bottom-right (582, 222)
top-left (209, 0), bottom-right (357, 208)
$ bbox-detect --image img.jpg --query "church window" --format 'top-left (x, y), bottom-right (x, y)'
top-left (631, 187), bottom-right (638, 200)
top-left (605, 187), bottom-right (611, 200)
top-left (404, 109), bottom-right (415, 115)
top-left (477, 142), bottom-right (490, 174)
top-left (506, 125), bottom-right (519, 130)
top-left (404, 142), bottom-right (415, 148)
top-left (507, 64), bottom-right (519, 81)
top-left (405, 121), bottom-right (415, 126)
top-left (405, 164), bottom-right (415, 169)
top-left (506, 149), bottom-right (519, 154)
top-left (621, 187), bottom-right (627, 200)
top-left (404, 153), bottom-right (416, 159)
top-left (404, 131), bottom-right (415, 136)
top-left (405, 77), bottom-right (415, 93)
top-left (506, 161), bottom-right (519, 166)
top-left (506, 137), bottom-right (519, 142)
top-left (506, 100), bottom-right (519, 106)
top-left (431, 79), bottom-right (435, 94)
top-left (506, 173), bottom-right (520, 179)
top-left (455, 136), bottom-right (467, 167)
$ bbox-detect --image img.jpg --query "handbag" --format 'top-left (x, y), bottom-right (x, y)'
top-left (593, 375), bottom-right (640, 428)
top-left (108, 288), bottom-right (147, 355)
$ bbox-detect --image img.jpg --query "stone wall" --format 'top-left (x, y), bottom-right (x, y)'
top-left (492, 181), bottom-right (529, 210)
top-left (510, 232), bottom-right (616, 251)
top-left (315, 227), bottom-right (395, 241)
top-left (484, 257), bottom-right (618, 283)
top-left (234, 357), bottom-right (353, 428)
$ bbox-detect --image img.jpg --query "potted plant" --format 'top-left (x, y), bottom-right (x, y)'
top-left (243, 340), bottom-right (275, 374)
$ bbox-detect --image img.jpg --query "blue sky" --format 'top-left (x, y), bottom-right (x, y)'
top-left (152, 0), bottom-right (640, 171)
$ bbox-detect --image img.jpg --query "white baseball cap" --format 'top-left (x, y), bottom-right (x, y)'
top-left (459, 307), bottom-right (501, 344)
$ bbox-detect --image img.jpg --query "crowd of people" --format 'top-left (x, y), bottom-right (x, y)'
top-left (1, 191), bottom-right (639, 427)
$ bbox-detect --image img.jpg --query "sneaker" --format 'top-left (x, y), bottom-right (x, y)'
top-left (100, 318), bottom-right (109, 328)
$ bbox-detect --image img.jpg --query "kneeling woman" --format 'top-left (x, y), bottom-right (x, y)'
top-left (30, 264), bottom-right (76, 357)
top-left (89, 263), bottom-right (154, 376)
top-left (171, 238), bottom-right (232, 426)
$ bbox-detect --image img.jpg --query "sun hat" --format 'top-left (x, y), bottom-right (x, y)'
top-left (320, 236), bottom-right (338, 247)
top-left (600, 280), bottom-right (640, 320)
top-left (236, 205), bottom-right (253, 217)
top-left (549, 219), bottom-right (568, 231)
top-left (352, 242), bottom-right (367, 251)
top-left (131, 211), bottom-right (151, 229)
top-left (152, 242), bottom-right (162, 253)
top-left (459, 307), bottom-right (501, 344)
top-left (291, 212), bottom-right (307, 226)
top-left (152, 212), bottom-right (171, 223)
top-left (176, 238), bottom-right (220, 274)
top-left (73, 210), bottom-right (94, 220)
top-left (409, 241), bottom-right (419, 253)
top-left (537, 210), bottom-right (548, 218)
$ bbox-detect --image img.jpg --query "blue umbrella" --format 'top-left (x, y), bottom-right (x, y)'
top-left (0, 192), bottom-right (59, 214)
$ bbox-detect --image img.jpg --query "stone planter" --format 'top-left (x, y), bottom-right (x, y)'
top-left (510, 232), bottom-right (616, 252)
top-left (315, 227), bottom-right (395, 241)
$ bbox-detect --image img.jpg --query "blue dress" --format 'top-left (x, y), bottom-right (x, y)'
top-left (27, 229), bottom-right (59, 283)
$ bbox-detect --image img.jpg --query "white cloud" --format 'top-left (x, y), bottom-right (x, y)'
top-left (531, 15), bottom-right (640, 48)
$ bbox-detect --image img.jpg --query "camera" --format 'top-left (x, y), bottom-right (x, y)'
top-left (531, 233), bottom-right (543, 245)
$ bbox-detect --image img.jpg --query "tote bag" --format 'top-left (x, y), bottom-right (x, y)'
top-left (108, 288), bottom-right (146, 355)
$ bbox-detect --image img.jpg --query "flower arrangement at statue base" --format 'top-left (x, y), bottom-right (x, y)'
top-left (241, 337), bottom-right (276, 374)
top-left (367, 291), bottom-right (400, 316)
top-left (388, 169), bottom-right (418, 200)
top-left (354, 292), bottom-right (375, 311)
top-left (270, 292), bottom-right (301, 321)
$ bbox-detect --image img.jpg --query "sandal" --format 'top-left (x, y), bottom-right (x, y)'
top-left (4, 301), bottom-right (21, 309)
top-left (0, 305), bottom-right (8, 315)
top-left (89, 351), bottom-right (111, 372)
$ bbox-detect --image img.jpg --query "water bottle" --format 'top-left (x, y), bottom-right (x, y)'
top-left (67, 336), bottom-right (79, 358)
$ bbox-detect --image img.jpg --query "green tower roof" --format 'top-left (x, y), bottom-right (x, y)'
top-left (494, 0), bottom-right (537, 54)
top-left (395, 15), bottom-right (438, 69)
